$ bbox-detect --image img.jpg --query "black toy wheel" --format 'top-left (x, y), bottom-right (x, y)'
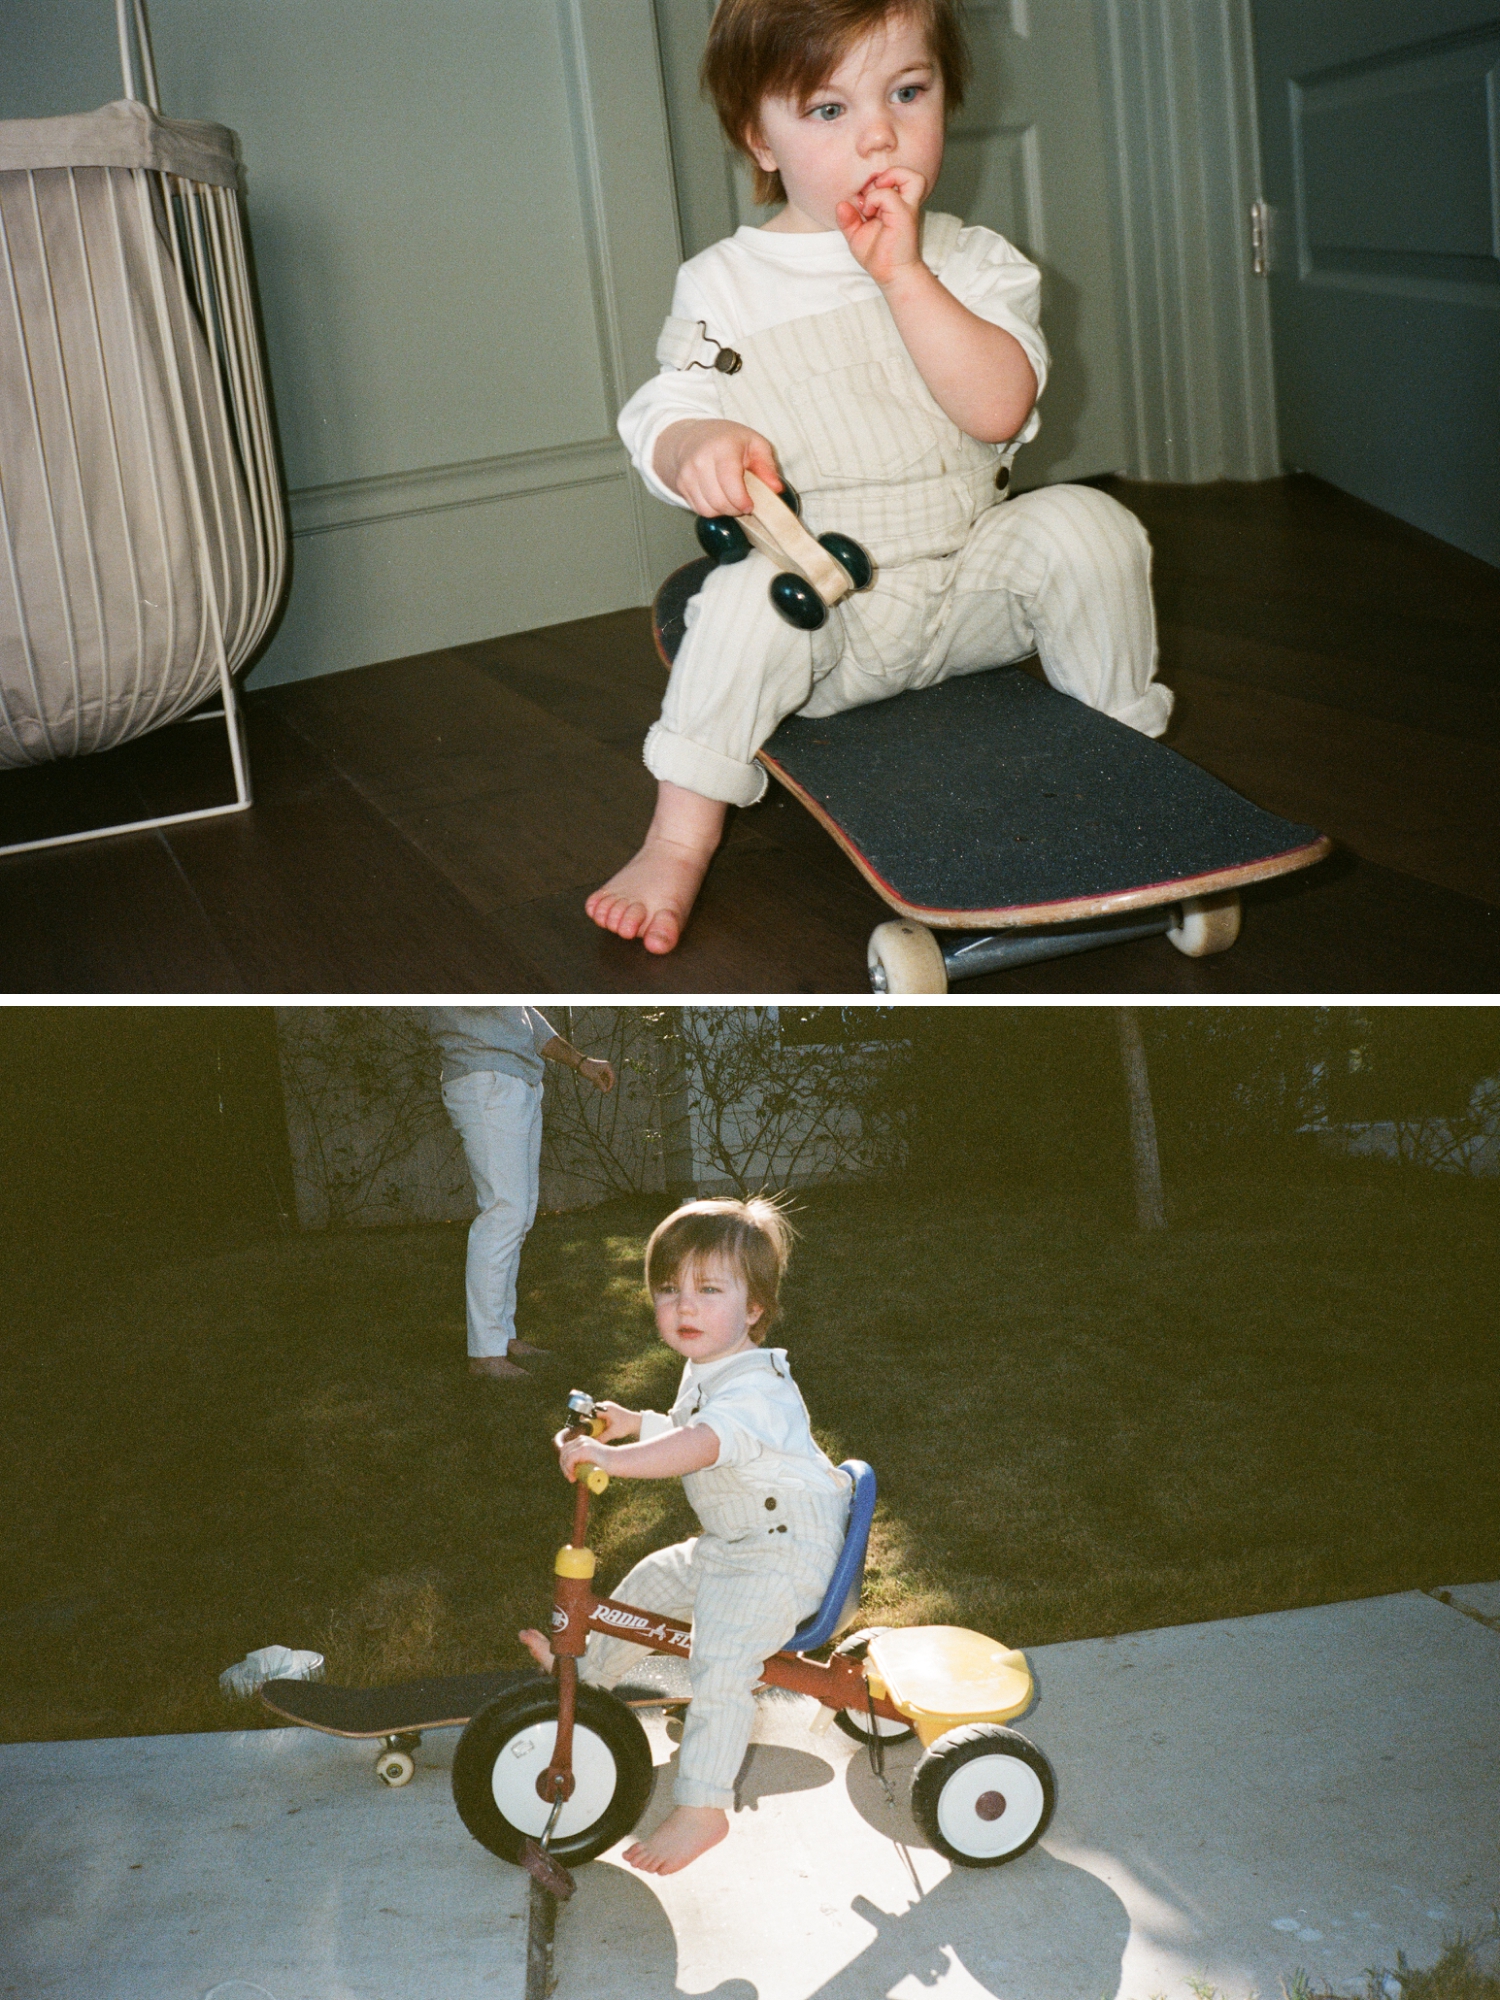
top-left (834, 1707), bottom-right (916, 1747)
top-left (818, 531), bottom-right (873, 591)
top-left (770, 571), bottom-right (828, 629)
top-left (696, 514), bottom-right (751, 564)
top-left (909, 1725), bottom-right (1055, 1867)
top-left (452, 1681), bottom-right (655, 1865)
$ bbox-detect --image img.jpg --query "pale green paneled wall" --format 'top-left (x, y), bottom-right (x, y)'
top-left (2, 0), bottom-right (1278, 695)
top-left (1, 0), bottom-right (696, 687)
top-left (158, 3), bottom-right (612, 489)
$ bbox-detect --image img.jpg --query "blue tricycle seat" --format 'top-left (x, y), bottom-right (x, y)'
top-left (784, 1460), bottom-right (876, 1652)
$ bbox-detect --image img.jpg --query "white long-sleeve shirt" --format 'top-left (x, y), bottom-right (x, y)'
top-left (617, 220), bottom-right (1050, 508)
top-left (639, 1345), bottom-right (848, 1498)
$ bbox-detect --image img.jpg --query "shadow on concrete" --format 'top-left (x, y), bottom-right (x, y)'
top-left (553, 1715), bottom-right (1128, 2000)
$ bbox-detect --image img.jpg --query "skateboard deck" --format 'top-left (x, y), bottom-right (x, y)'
top-left (261, 1655), bottom-right (693, 1740)
top-left (653, 555), bottom-right (1331, 931)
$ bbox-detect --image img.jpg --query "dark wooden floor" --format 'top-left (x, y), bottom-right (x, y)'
top-left (2, 474), bottom-right (1497, 995)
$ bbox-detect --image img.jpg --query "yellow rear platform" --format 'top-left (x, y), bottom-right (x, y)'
top-left (866, 1626), bottom-right (1034, 1746)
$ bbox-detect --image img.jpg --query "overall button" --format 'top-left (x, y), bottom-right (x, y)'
top-left (995, 465), bottom-right (1010, 492)
top-left (764, 1497), bottom-right (777, 1510)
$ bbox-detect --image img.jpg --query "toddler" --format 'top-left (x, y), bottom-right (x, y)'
top-left (589, 0), bottom-right (1171, 953)
top-left (519, 1196), bottom-right (850, 1874)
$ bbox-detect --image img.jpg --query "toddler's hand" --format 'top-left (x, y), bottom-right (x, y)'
top-left (556, 1433), bottom-right (604, 1482)
top-left (837, 167), bottom-right (926, 289)
top-left (589, 1400), bottom-right (639, 1443)
top-left (654, 419), bottom-right (782, 518)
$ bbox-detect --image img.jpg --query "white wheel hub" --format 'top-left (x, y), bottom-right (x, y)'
top-left (936, 1752), bottom-right (1047, 1859)
top-left (489, 1722), bottom-right (619, 1839)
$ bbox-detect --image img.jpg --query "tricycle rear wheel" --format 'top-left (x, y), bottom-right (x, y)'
top-left (910, 1724), bottom-right (1055, 1866)
top-left (833, 1707), bottom-right (916, 1747)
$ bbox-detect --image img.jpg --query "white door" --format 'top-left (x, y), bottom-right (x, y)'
top-left (652, 0), bottom-right (1130, 485)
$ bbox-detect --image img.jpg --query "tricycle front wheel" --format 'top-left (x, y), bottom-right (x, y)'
top-left (452, 1680), bottom-right (654, 1866)
top-left (910, 1724), bottom-right (1055, 1866)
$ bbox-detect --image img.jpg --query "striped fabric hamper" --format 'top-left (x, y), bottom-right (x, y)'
top-left (0, 2), bottom-right (286, 853)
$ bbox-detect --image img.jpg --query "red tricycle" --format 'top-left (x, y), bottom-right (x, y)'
top-left (451, 1392), bottom-right (1056, 1894)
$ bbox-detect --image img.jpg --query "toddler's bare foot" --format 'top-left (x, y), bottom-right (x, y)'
top-left (623, 1805), bottom-right (729, 1875)
top-left (586, 780), bottom-right (727, 955)
top-left (586, 840), bottom-right (710, 954)
top-left (469, 1355), bottom-right (528, 1379)
top-left (518, 1628), bottom-right (555, 1674)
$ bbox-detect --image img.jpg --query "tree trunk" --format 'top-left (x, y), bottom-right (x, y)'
top-left (1117, 1008), bottom-right (1167, 1230)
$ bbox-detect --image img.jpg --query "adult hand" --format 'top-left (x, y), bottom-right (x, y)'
top-left (578, 1056), bottom-right (615, 1093)
top-left (654, 418), bottom-right (782, 517)
top-left (836, 167), bottom-right (927, 290)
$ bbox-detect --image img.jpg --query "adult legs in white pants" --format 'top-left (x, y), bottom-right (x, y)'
top-left (440, 1069), bottom-right (544, 1361)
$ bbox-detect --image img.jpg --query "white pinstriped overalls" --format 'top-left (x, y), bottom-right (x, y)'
top-left (646, 212), bottom-right (1171, 810)
top-left (578, 1347), bottom-right (850, 1812)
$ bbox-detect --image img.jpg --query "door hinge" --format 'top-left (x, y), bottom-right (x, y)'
top-left (1249, 199), bottom-right (1275, 277)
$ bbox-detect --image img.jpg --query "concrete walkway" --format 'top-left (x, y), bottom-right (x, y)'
top-left (558, 1587), bottom-right (1499, 2000)
top-left (0, 1723), bottom-right (528, 2000)
top-left (2, 1586), bottom-right (1496, 2000)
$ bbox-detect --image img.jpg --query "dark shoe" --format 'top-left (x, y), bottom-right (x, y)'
top-left (469, 1355), bottom-right (529, 1380)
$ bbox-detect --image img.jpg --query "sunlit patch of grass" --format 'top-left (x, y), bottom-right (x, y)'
top-left (2, 1177), bottom-right (1497, 1741)
top-left (1372, 1920), bottom-right (1500, 2000)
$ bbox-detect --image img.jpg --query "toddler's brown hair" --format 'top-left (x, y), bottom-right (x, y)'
top-left (644, 1195), bottom-right (797, 1342)
top-left (702, 0), bottom-right (972, 209)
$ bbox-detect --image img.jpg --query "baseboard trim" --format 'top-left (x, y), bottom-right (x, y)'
top-left (288, 437), bottom-right (628, 538)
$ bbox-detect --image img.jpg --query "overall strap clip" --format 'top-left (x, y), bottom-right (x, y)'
top-left (657, 316), bottom-right (743, 375)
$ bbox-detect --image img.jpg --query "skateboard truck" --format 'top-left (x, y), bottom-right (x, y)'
top-left (867, 891), bottom-right (1248, 993)
top-left (696, 473), bottom-right (874, 631)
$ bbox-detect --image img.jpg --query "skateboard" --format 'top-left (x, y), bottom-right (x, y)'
top-left (261, 1656), bottom-right (691, 1787)
top-left (652, 541), bottom-right (1332, 993)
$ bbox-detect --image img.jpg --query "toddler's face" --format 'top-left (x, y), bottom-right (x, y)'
top-left (749, 10), bottom-right (945, 232)
top-left (652, 1254), bottom-right (762, 1364)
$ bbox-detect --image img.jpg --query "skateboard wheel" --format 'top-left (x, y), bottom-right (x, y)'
top-left (1167, 890), bottom-right (1241, 957)
top-left (770, 571), bottom-right (828, 630)
top-left (695, 514), bottom-right (751, 564)
top-left (867, 921), bottom-right (948, 994)
top-left (375, 1749), bottom-right (415, 1787)
top-left (817, 532), bottom-right (873, 591)
top-left (779, 480), bottom-right (802, 516)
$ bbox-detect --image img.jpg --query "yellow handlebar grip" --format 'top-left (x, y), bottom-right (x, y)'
top-left (583, 1465), bottom-right (609, 1494)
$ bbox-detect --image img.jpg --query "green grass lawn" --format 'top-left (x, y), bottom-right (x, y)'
top-left (4, 1169), bottom-right (1497, 1743)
